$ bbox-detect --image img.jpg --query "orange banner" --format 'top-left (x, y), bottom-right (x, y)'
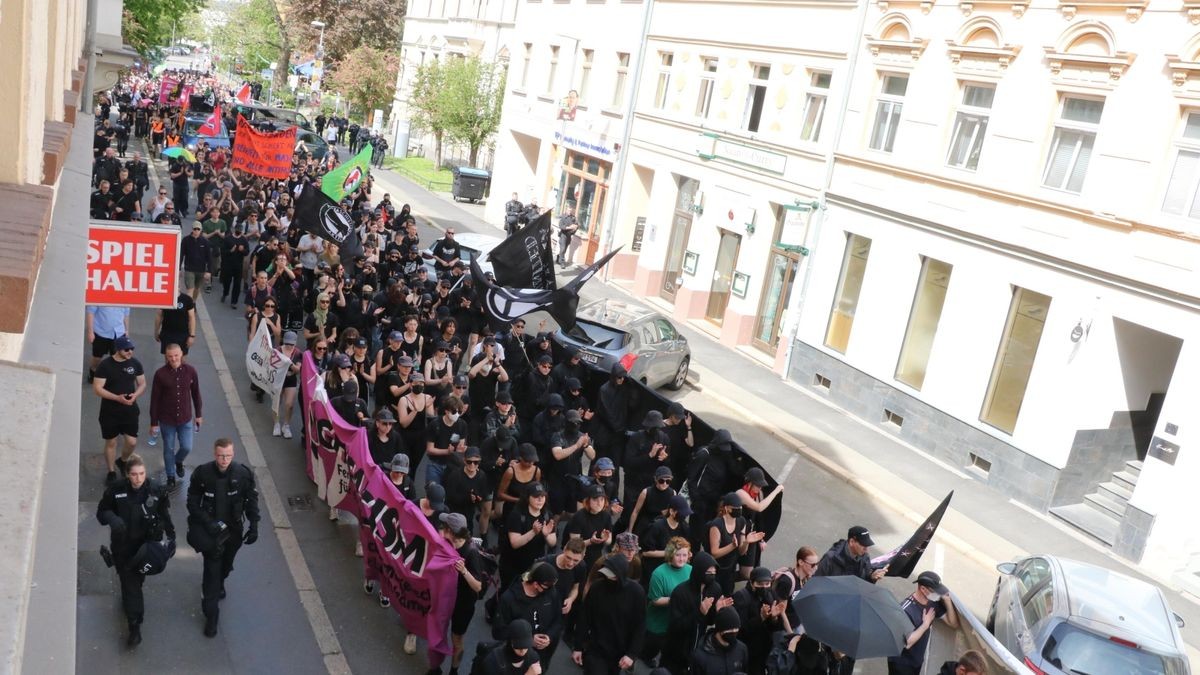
top-left (86, 222), bottom-right (181, 308)
top-left (231, 114), bottom-right (297, 179)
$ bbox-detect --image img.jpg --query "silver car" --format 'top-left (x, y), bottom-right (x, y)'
top-left (987, 555), bottom-right (1190, 675)
top-left (553, 299), bottom-right (690, 390)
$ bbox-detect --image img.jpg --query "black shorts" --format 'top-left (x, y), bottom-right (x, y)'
top-left (450, 598), bottom-right (477, 635)
top-left (160, 333), bottom-right (189, 354)
top-left (92, 334), bottom-right (116, 358)
top-left (100, 410), bottom-right (139, 440)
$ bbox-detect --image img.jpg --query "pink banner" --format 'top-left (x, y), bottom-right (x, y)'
top-left (300, 353), bottom-right (460, 656)
top-left (158, 75), bottom-right (181, 105)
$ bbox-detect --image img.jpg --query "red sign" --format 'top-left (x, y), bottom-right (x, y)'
top-left (231, 114), bottom-right (297, 180)
top-left (86, 222), bottom-right (181, 308)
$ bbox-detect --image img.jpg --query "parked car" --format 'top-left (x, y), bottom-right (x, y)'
top-left (987, 554), bottom-right (1189, 675)
top-left (422, 232), bottom-right (502, 278)
top-left (230, 102), bottom-right (312, 131)
top-left (181, 115), bottom-right (230, 151)
top-left (552, 298), bottom-right (690, 390)
top-left (294, 128), bottom-right (333, 161)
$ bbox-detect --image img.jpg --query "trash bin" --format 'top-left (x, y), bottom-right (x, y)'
top-left (451, 166), bottom-right (490, 203)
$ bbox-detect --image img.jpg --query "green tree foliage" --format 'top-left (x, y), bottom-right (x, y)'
top-left (122, 0), bottom-right (206, 55)
top-left (327, 46), bottom-right (400, 122)
top-left (284, 0), bottom-right (405, 69)
top-left (210, 0), bottom-right (291, 93)
top-left (408, 59), bottom-right (447, 166)
top-left (439, 57), bottom-right (506, 166)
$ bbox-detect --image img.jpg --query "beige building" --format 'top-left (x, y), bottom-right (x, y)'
top-left (0, 0), bottom-right (124, 669)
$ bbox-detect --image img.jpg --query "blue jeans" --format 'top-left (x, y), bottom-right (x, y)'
top-left (161, 421), bottom-right (194, 478)
top-left (426, 459), bottom-right (448, 487)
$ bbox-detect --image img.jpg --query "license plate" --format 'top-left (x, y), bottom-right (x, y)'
top-left (579, 351), bottom-right (599, 364)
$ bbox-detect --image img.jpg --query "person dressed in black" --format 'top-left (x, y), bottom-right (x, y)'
top-left (593, 364), bottom-right (636, 474)
top-left (476, 619), bottom-right (543, 675)
top-left (731, 566), bottom-right (789, 675)
top-left (689, 606), bottom-right (750, 675)
top-left (686, 429), bottom-right (739, 544)
top-left (494, 561), bottom-right (564, 664)
top-left (500, 482), bottom-right (557, 592)
top-left (442, 446), bottom-right (490, 532)
top-left (441, 512), bottom-right (486, 675)
top-left (96, 453), bottom-right (175, 647)
top-left (706, 492), bottom-right (760, 596)
top-left (186, 438), bottom-right (261, 638)
top-left (556, 205), bottom-right (578, 266)
top-left (564, 483), bottom-right (613, 569)
top-left (220, 225), bottom-right (249, 307)
top-left (155, 291), bottom-right (196, 356)
top-left (888, 571), bottom-right (959, 675)
top-left (430, 229), bottom-right (461, 274)
top-left (661, 551), bottom-right (724, 675)
top-left (368, 409), bottom-right (405, 469)
top-left (572, 554), bottom-right (646, 675)
top-left (815, 525), bottom-right (886, 583)
top-left (383, 453), bottom-right (417, 501)
top-left (622, 410), bottom-right (671, 509)
top-left (504, 193), bottom-right (523, 236)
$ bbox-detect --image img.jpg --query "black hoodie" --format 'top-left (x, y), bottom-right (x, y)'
top-left (689, 629), bottom-right (750, 675)
top-left (662, 551), bottom-right (721, 668)
top-left (493, 579), bottom-right (564, 647)
top-left (576, 555), bottom-right (646, 662)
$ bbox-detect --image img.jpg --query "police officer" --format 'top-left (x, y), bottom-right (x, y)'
top-left (96, 453), bottom-right (175, 648)
top-left (504, 192), bottom-right (523, 236)
top-left (186, 438), bottom-right (261, 637)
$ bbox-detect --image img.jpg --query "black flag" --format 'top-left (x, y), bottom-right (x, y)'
top-left (294, 183), bottom-right (363, 267)
top-left (487, 210), bottom-right (556, 290)
top-left (871, 491), bottom-right (953, 578)
top-left (473, 247), bottom-right (621, 332)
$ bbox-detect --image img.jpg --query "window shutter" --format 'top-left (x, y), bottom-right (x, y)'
top-left (1065, 133), bottom-right (1094, 193)
top-left (1043, 130), bottom-right (1077, 189)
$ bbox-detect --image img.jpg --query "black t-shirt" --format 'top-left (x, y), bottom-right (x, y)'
top-left (368, 429), bottom-right (405, 469)
top-left (96, 355), bottom-right (144, 414)
top-left (443, 466), bottom-right (490, 523)
top-left (160, 293), bottom-right (195, 335)
top-left (564, 507), bottom-right (613, 565)
top-left (503, 506), bottom-right (554, 572)
top-left (426, 416), bottom-right (468, 464)
top-left (468, 352), bottom-right (501, 411)
top-left (548, 428), bottom-right (586, 480)
top-left (538, 552), bottom-right (587, 604)
top-left (707, 516), bottom-right (749, 570)
top-left (642, 515), bottom-right (689, 580)
top-left (455, 541), bottom-right (486, 606)
top-left (304, 312), bottom-right (340, 339)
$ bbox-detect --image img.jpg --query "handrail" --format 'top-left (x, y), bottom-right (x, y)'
top-left (922, 591), bottom-right (1034, 675)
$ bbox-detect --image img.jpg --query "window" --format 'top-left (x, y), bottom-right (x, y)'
top-left (1162, 112), bottom-right (1200, 220)
top-left (824, 234), bottom-right (872, 353)
top-left (654, 52), bottom-right (673, 110)
top-left (743, 63), bottom-right (770, 132)
top-left (696, 57), bottom-right (717, 118)
top-left (579, 49), bottom-right (594, 102)
top-left (655, 319), bottom-right (677, 342)
top-left (869, 74), bottom-right (908, 152)
top-left (946, 83), bottom-right (994, 170)
top-left (1043, 96), bottom-right (1104, 193)
top-left (519, 43), bottom-right (532, 88)
top-left (981, 287), bottom-right (1052, 434)
top-left (612, 52), bottom-right (630, 108)
top-left (1022, 585), bottom-right (1054, 628)
top-left (800, 71), bottom-right (832, 142)
top-left (547, 45), bottom-right (560, 93)
top-left (895, 257), bottom-right (952, 390)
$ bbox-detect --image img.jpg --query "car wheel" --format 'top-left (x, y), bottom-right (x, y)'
top-left (666, 357), bottom-right (689, 391)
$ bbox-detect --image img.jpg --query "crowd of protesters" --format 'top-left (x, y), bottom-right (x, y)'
top-left (85, 67), bottom-right (985, 675)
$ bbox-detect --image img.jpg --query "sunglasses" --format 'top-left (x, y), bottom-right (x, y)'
top-left (657, 478), bottom-right (672, 485)
top-left (318, 301), bottom-right (330, 305)
top-left (314, 347), bottom-right (328, 352)
top-left (192, 227), bottom-right (201, 231)
top-left (465, 460), bottom-right (481, 465)
top-left (264, 303), bottom-right (276, 308)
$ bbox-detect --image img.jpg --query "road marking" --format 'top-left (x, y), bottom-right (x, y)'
top-left (197, 286), bottom-right (351, 674)
top-left (934, 542), bottom-right (945, 577)
top-left (778, 454), bottom-right (799, 484)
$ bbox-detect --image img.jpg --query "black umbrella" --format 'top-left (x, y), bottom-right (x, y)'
top-left (791, 575), bottom-right (913, 659)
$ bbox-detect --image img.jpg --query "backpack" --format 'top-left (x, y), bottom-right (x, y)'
top-left (765, 631), bottom-right (798, 675)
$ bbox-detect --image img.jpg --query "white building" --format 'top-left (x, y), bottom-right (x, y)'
top-left (483, 0), bottom-right (648, 259)
top-left (783, 0), bottom-right (1200, 582)
top-left (390, 0), bottom-right (520, 166)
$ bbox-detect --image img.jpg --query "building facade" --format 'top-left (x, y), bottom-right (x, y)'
top-left (483, 0), bottom-right (648, 260)
top-left (391, 0), bottom-right (519, 167)
top-left (615, 0), bottom-right (861, 359)
top-left (784, 0), bottom-right (1200, 582)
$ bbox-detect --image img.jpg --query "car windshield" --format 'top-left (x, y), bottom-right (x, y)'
top-left (1042, 623), bottom-right (1171, 675)
top-left (569, 321), bottom-right (628, 350)
top-left (184, 120), bottom-right (226, 138)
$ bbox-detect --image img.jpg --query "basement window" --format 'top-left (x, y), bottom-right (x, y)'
top-left (814, 373), bottom-right (831, 391)
top-left (967, 452), bottom-right (992, 477)
top-left (883, 408), bottom-right (904, 429)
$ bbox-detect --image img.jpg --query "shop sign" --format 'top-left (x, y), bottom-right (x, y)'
top-left (632, 217), bottom-right (647, 252)
top-left (86, 222), bottom-right (181, 308)
top-left (553, 129), bottom-right (617, 160)
top-left (696, 132), bottom-right (787, 175)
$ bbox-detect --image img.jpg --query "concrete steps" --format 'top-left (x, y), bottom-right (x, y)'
top-left (1050, 460), bottom-right (1143, 547)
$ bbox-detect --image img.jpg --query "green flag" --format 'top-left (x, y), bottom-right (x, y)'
top-left (321, 145), bottom-right (372, 202)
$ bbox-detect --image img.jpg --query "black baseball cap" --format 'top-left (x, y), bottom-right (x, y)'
top-left (506, 619), bottom-right (534, 649)
top-left (848, 525), bottom-right (875, 547)
top-left (915, 570), bottom-right (949, 595)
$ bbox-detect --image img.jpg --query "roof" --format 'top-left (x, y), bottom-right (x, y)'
top-left (577, 298), bottom-right (657, 328)
top-left (1055, 557), bottom-right (1179, 652)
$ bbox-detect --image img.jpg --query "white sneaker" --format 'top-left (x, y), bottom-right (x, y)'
top-left (403, 633), bottom-right (416, 654)
top-left (329, 505), bottom-right (338, 521)
top-left (354, 540), bottom-right (363, 557)
top-left (363, 579), bottom-right (375, 595)
top-left (282, 424), bottom-right (293, 439)
top-left (380, 594), bottom-right (392, 610)
top-left (272, 422), bottom-right (282, 437)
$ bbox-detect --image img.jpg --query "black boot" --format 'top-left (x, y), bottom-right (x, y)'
top-left (204, 615), bottom-right (218, 637)
top-left (127, 622), bottom-right (142, 648)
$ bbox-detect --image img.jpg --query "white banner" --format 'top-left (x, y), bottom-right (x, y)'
top-left (245, 320), bottom-right (291, 409)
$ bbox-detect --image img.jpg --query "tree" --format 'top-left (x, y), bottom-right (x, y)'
top-left (211, 0), bottom-right (292, 95)
top-left (284, 0), bottom-right (405, 71)
top-left (409, 60), bottom-right (447, 167)
top-left (328, 46), bottom-right (400, 122)
top-left (439, 57), bottom-right (506, 166)
top-left (122, 0), bottom-right (205, 55)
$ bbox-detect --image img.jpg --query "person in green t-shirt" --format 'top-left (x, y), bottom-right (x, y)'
top-left (200, 208), bottom-right (228, 282)
top-left (644, 536), bottom-right (693, 664)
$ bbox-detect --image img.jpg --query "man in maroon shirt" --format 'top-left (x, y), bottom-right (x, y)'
top-left (149, 343), bottom-right (203, 487)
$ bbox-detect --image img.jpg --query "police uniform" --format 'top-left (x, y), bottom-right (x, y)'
top-left (96, 477), bottom-right (175, 633)
top-left (186, 460), bottom-right (261, 633)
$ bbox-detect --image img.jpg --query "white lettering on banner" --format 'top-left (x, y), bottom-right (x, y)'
top-left (86, 269), bottom-right (171, 294)
top-left (553, 130), bottom-right (616, 159)
top-left (244, 320), bottom-right (290, 409)
top-left (712, 139), bottom-right (787, 174)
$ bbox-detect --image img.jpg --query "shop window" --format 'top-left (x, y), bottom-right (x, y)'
top-left (824, 233), bottom-right (872, 354)
top-left (895, 257), bottom-right (953, 390)
top-left (980, 287), bottom-right (1052, 434)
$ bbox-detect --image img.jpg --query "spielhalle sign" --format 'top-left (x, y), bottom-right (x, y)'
top-left (86, 222), bottom-right (181, 308)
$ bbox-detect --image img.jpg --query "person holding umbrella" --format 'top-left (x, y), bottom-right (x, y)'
top-left (688, 606), bottom-right (749, 674)
top-left (887, 571), bottom-right (959, 675)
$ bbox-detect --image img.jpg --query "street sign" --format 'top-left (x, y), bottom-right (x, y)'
top-left (85, 221), bottom-right (181, 308)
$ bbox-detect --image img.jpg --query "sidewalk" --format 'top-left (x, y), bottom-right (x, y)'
top-left (365, 162), bottom-right (1200, 653)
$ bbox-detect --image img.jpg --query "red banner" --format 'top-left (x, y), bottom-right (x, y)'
top-left (86, 222), bottom-right (181, 308)
top-left (231, 114), bottom-right (296, 179)
top-left (300, 353), bottom-right (460, 657)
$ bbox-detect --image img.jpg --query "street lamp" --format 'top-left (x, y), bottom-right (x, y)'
top-left (311, 20), bottom-right (326, 101)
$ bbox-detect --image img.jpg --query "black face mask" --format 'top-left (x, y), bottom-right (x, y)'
top-left (704, 572), bottom-right (718, 585)
top-left (412, 386), bottom-right (424, 394)
top-left (565, 422), bottom-right (580, 433)
top-left (595, 475), bottom-right (608, 484)
top-left (728, 507), bottom-right (742, 518)
top-left (717, 632), bottom-right (739, 650)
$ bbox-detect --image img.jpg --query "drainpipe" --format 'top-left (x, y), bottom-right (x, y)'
top-left (780, 0), bottom-right (871, 379)
top-left (601, 0), bottom-right (654, 283)
top-left (81, 0), bottom-right (99, 111)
